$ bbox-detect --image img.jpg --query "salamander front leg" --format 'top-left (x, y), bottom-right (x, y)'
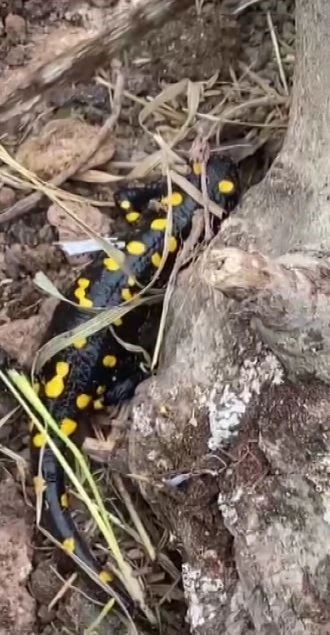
top-left (114, 180), bottom-right (166, 221)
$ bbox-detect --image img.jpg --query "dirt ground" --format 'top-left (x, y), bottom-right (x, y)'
top-left (0, 0), bottom-right (295, 633)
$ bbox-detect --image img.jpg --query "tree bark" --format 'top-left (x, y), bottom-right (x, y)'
top-left (129, 1), bottom-right (330, 633)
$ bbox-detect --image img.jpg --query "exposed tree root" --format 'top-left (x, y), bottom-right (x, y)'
top-left (129, 1), bottom-right (330, 633)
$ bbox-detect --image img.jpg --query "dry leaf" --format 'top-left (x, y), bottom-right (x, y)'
top-left (47, 200), bottom-right (111, 244)
top-left (16, 118), bottom-right (116, 180)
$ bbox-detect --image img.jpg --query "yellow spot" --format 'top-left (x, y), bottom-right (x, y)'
top-left (33, 382), bottom-right (40, 395)
top-left (56, 361), bottom-right (69, 377)
top-left (151, 218), bottom-right (168, 231)
top-left (74, 285), bottom-right (93, 308)
top-left (33, 476), bottom-right (47, 494)
top-left (76, 394), bottom-right (92, 410)
top-left (60, 418), bottom-right (78, 436)
top-left (62, 537), bottom-right (75, 554)
top-left (73, 337), bottom-right (87, 349)
top-left (161, 192), bottom-right (183, 207)
top-left (96, 385), bottom-right (106, 396)
top-left (77, 278), bottom-right (90, 290)
top-left (126, 241), bottom-right (146, 256)
top-left (168, 236), bottom-right (178, 253)
top-left (32, 432), bottom-right (46, 448)
top-left (104, 257), bottom-right (120, 272)
top-left (74, 278), bottom-right (93, 308)
top-left (79, 296), bottom-right (93, 308)
top-left (218, 179), bottom-right (234, 194)
top-left (113, 317), bottom-right (123, 327)
top-left (121, 287), bottom-right (133, 302)
top-left (126, 211), bottom-right (141, 223)
top-left (127, 276), bottom-right (136, 287)
top-left (151, 252), bottom-right (162, 269)
top-left (99, 570), bottom-right (113, 584)
top-left (120, 199), bottom-right (131, 210)
top-left (93, 399), bottom-right (104, 411)
top-left (44, 361), bottom-right (70, 399)
top-left (193, 162), bottom-right (202, 176)
top-left (60, 493), bottom-right (69, 508)
top-left (102, 355), bottom-right (117, 368)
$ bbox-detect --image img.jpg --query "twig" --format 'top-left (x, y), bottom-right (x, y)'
top-left (151, 210), bottom-right (205, 370)
top-left (111, 473), bottom-right (156, 562)
top-left (267, 11), bottom-right (289, 96)
top-left (0, 62), bottom-right (124, 226)
top-left (0, 0), bottom-right (193, 122)
top-left (231, 0), bottom-right (263, 15)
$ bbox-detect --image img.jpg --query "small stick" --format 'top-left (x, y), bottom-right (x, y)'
top-left (0, 0), bottom-right (192, 122)
top-left (267, 11), bottom-right (289, 96)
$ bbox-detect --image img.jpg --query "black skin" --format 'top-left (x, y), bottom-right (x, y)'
top-left (0, 154), bottom-right (240, 597)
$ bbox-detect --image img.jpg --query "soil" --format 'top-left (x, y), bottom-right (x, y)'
top-left (0, 0), bottom-right (295, 633)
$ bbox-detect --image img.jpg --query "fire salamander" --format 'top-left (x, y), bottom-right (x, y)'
top-left (9, 155), bottom-right (240, 595)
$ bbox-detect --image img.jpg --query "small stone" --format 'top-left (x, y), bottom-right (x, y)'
top-left (5, 44), bottom-right (25, 66)
top-left (0, 186), bottom-right (15, 210)
top-left (5, 13), bottom-right (26, 43)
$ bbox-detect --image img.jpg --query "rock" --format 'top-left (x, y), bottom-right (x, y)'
top-left (0, 186), bottom-right (15, 210)
top-left (0, 477), bottom-right (35, 635)
top-left (5, 13), bottom-right (26, 44)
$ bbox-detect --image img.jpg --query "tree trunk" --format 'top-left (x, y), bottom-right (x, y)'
top-left (129, 1), bottom-right (330, 633)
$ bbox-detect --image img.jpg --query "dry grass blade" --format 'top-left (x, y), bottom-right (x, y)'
top-left (0, 145), bottom-right (131, 273)
top-left (267, 10), bottom-right (289, 96)
top-left (109, 325), bottom-right (152, 367)
top-left (151, 211), bottom-right (204, 370)
top-left (112, 473), bottom-right (156, 562)
top-left (139, 79), bottom-right (189, 131)
top-left (0, 370), bottom-right (156, 626)
top-left (32, 293), bottom-right (163, 374)
top-left (232, 0), bottom-right (263, 14)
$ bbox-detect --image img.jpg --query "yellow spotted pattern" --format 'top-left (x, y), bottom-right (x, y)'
top-left (62, 537), bottom-right (75, 554)
top-left (99, 570), bottom-right (113, 584)
top-left (127, 276), bottom-right (136, 287)
top-left (93, 399), bottom-right (104, 411)
top-left (60, 418), bottom-right (78, 436)
top-left (161, 192), bottom-right (183, 207)
top-left (74, 278), bottom-right (93, 309)
top-left (104, 257), bottom-right (120, 272)
top-left (218, 179), bottom-right (234, 194)
top-left (96, 385), bottom-right (106, 396)
top-left (126, 211), bottom-right (141, 223)
top-left (151, 252), bottom-right (162, 269)
top-left (126, 241), bottom-right (146, 256)
top-left (73, 337), bottom-right (87, 349)
top-left (76, 394), bottom-right (92, 410)
top-left (102, 355), bottom-right (117, 368)
top-left (151, 218), bottom-right (167, 231)
top-left (121, 287), bottom-right (133, 302)
top-left (120, 199), bottom-right (131, 210)
top-left (44, 361), bottom-right (70, 399)
top-left (168, 236), bottom-right (178, 253)
top-left (32, 432), bottom-right (47, 448)
top-left (193, 162), bottom-right (202, 176)
top-left (60, 493), bottom-right (69, 508)
top-left (113, 317), bottom-right (123, 327)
